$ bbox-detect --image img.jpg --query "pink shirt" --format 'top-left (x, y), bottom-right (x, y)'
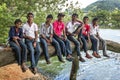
top-left (53, 20), bottom-right (65, 36)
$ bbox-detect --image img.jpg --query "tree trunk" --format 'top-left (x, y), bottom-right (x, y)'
top-left (0, 40), bottom-right (120, 67)
top-left (70, 50), bottom-right (79, 80)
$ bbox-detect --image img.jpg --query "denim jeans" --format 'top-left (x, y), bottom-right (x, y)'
top-left (67, 35), bottom-right (81, 56)
top-left (9, 40), bottom-right (27, 65)
top-left (97, 37), bottom-right (107, 54)
top-left (53, 35), bottom-right (72, 56)
top-left (40, 37), bottom-right (63, 61)
top-left (90, 35), bottom-right (98, 53)
top-left (40, 38), bottom-right (50, 61)
top-left (81, 35), bottom-right (88, 52)
top-left (25, 39), bottom-right (41, 68)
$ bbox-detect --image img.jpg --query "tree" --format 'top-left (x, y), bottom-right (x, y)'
top-left (0, 3), bottom-right (14, 43)
top-left (111, 8), bottom-right (120, 28)
top-left (0, 0), bottom-right (84, 44)
top-left (88, 10), bottom-right (110, 28)
top-left (0, 0), bottom-right (68, 44)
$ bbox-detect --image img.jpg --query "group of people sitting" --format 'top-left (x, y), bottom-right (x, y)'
top-left (8, 12), bottom-right (109, 74)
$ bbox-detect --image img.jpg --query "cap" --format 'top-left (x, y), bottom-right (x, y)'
top-left (58, 13), bottom-right (65, 17)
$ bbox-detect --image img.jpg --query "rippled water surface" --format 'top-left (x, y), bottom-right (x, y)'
top-left (38, 29), bottom-right (120, 80)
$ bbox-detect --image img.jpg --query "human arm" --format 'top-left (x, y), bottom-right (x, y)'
top-left (86, 25), bottom-right (91, 43)
top-left (87, 33), bottom-right (91, 43)
top-left (18, 28), bottom-right (24, 40)
top-left (62, 23), bottom-right (67, 40)
top-left (76, 19), bottom-right (83, 24)
top-left (74, 20), bottom-right (84, 35)
top-left (49, 25), bottom-right (53, 42)
top-left (96, 25), bottom-right (100, 38)
top-left (9, 27), bottom-right (20, 40)
top-left (33, 24), bottom-right (40, 48)
top-left (9, 27), bottom-right (21, 47)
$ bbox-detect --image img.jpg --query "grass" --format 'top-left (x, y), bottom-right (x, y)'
top-left (38, 56), bottom-right (65, 75)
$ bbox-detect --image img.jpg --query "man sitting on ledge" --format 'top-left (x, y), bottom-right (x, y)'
top-left (89, 17), bottom-right (110, 58)
top-left (40, 14), bottom-right (65, 64)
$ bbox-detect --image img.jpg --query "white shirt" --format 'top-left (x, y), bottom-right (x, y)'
top-left (22, 22), bottom-right (38, 38)
top-left (40, 23), bottom-right (53, 37)
top-left (89, 24), bottom-right (99, 35)
top-left (66, 21), bottom-right (81, 33)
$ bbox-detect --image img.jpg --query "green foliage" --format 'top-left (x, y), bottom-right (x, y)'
top-left (0, 3), bottom-right (14, 44)
top-left (111, 9), bottom-right (120, 28)
top-left (84, 0), bottom-right (120, 29)
top-left (0, 0), bottom-right (83, 44)
top-left (83, 0), bottom-right (120, 12)
top-left (87, 9), bottom-right (120, 29)
top-left (88, 10), bottom-right (110, 27)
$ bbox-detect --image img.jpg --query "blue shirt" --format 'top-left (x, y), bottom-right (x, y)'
top-left (9, 26), bottom-right (23, 41)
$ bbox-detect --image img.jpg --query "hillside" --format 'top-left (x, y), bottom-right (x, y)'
top-left (83, 0), bottom-right (120, 12)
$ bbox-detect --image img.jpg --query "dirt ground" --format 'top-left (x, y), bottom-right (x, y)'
top-left (0, 64), bottom-right (47, 80)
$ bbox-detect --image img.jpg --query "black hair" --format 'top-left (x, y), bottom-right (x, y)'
top-left (46, 14), bottom-right (53, 19)
top-left (57, 13), bottom-right (65, 17)
top-left (14, 19), bottom-right (22, 24)
top-left (72, 13), bottom-right (78, 17)
top-left (83, 16), bottom-right (89, 20)
top-left (27, 12), bottom-right (34, 17)
top-left (92, 17), bottom-right (98, 22)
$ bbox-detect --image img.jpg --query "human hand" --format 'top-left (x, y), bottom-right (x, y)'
top-left (73, 33), bottom-right (77, 37)
top-left (28, 36), bottom-right (33, 40)
top-left (46, 39), bottom-right (51, 43)
top-left (33, 42), bottom-right (36, 48)
top-left (13, 36), bottom-right (20, 40)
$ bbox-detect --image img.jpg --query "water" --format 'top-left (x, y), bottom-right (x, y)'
top-left (100, 29), bottom-right (120, 43)
top-left (77, 51), bottom-right (120, 80)
top-left (38, 29), bottom-right (120, 80)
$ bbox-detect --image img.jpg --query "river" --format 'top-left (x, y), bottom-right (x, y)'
top-left (38, 29), bottom-right (120, 80)
top-left (100, 29), bottom-right (120, 43)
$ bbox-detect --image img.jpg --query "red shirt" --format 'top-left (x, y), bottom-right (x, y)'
top-left (53, 20), bottom-right (65, 36)
top-left (82, 24), bottom-right (90, 36)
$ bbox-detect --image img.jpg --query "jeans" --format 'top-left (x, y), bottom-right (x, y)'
top-left (40, 38), bottom-right (50, 61)
top-left (90, 35), bottom-right (98, 53)
top-left (67, 35), bottom-right (81, 56)
top-left (53, 35), bottom-right (72, 56)
top-left (40, 37), bottom-right (63, 61)
top-left (25, 39), bottom-right (41, 68)
top-left (81, 35), bottom-right (88, 52)
top-left (9, 40), bottom-right (27, 65)
top-left (78, 28), bottom-right (83, 38)
top-left (97, 37), bottom-right (107, 54)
